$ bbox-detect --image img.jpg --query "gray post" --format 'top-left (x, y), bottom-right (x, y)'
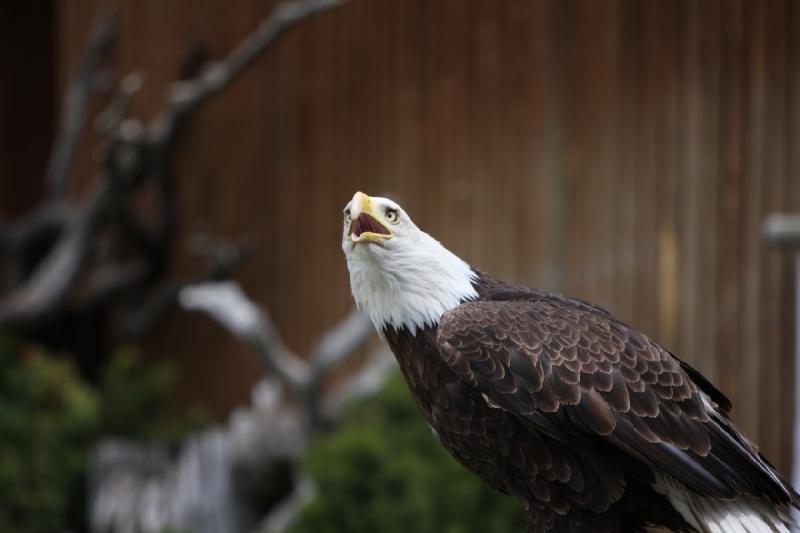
top-left (762, 213), bottom-right (800, 512)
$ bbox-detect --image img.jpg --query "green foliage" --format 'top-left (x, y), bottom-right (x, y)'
top-left (291, 375), bottom-right (526, 533)
top-left (0, 338), bottom-right (99, 533)
top-left (97, 348), bottom-right (176, 438)
top-left (97, 349), bottom-right (209, 443)
top-left (0, 338), bottom-right (209, 533)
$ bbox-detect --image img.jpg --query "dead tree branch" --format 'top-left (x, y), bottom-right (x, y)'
top-left (178, 280), bottom-right (383, 431)
top-left (45, 10), bottom-right (115, 199)
top-left (0, 0), bottom-right (341, 346)
top-left (179, 281), bottom-right (311, 391)
top-left (310, 309), bottom-right (375, 375)
top-left (157, 0), bottom-right (342, 131)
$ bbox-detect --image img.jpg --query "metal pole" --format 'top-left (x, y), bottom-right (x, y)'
top-left (793, 255), bottom-right (800, 508)
top-left (762, 214), bottom-right (800, 524)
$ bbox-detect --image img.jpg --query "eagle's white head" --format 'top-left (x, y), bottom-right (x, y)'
top-left (341, 191), bottom-right (477, 335)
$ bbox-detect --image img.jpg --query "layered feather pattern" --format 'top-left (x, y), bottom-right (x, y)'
top-left (342, 194), bottom-right (798, 532)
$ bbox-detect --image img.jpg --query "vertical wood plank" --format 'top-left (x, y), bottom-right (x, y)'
top-left (716, 0), bottom-right (747, 404)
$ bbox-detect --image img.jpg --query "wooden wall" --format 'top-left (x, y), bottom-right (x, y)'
top-left (0, 2), bottom-right (53, 216)
top-left (52, 0), bottom-right (799, 473)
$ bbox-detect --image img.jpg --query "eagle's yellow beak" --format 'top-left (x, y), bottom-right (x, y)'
top-left (349, 192), bottom-right (392, 244)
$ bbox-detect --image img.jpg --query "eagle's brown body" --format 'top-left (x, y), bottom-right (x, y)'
top-left (383, 273), bottom-right (797, 532)
top-left (342, 192), bottom-right (798, 532)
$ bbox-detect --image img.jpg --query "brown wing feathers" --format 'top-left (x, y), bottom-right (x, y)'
top-left (435, 297), bottom-right (798, 507)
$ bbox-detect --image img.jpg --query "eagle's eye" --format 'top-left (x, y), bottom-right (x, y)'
top-left (385, 208), bottom-right (399, 223)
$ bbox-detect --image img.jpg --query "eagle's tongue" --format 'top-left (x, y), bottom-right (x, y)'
top-left (350, 213), bottom-right (390, 237)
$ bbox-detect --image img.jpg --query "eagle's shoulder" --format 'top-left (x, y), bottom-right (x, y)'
top-left (470, 272), bottom-right (613, 317)
top-left (463, 274), bottom-right (734, 413)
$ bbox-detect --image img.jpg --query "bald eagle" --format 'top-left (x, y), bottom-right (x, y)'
top-left (341, 192), bottom-right (799, 532)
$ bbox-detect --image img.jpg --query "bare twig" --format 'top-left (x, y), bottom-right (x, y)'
top-left (189, 233), bottom-right (253, 280)
top-left (82, 260), bottom-right (149, 309)
top-left (45, 11), bottom-right (115, 199)
top-left (1, 202), bottom-right (73, 249)
top-left (179, 281), bottom-right (309, 390)
top-left (95, 72), bottom-right (144, 135)
top-left (309, 310), bottom-right (373, 375)
top-left (250, 313), bottom-right (311, 391)
top-left (149, 0), bottom-right (341, 145)
top-left (0, 180), bottom-right (112, 326)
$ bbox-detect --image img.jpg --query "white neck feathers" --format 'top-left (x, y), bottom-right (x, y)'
top-left (346, 232), bottom-right (477, 335)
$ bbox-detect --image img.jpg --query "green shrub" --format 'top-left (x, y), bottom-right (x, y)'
top-left (97, 349), bottom-right (209, 443)
top-left (0, 338), bottom-right (99, 533)
top-left (0, 338), bottom-right (209, 533)
top-left (291, 374), bottom-right (526, 533)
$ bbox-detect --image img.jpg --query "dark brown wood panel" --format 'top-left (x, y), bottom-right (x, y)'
top-left (0, 2), bottom-right (53, 216)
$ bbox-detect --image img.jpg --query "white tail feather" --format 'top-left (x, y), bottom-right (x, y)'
top-left (654, 474), bottom-right (794, 533)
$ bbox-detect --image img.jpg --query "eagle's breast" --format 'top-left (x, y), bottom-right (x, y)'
top-left (383, 323), bottom-right (520, 494)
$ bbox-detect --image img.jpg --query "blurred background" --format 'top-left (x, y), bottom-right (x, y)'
top-left (1, 0), bottom-right (798, 532)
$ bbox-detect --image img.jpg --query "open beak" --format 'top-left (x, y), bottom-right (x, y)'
top-left (348, 192), bottom-right (392, 244)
